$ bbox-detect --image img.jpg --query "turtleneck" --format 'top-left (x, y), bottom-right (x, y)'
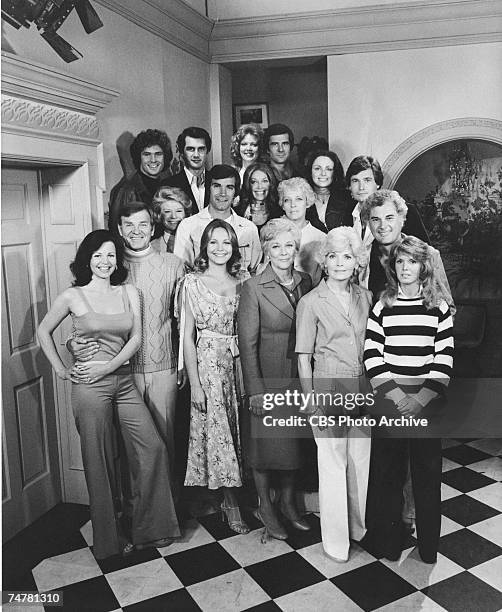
top-left (124, 245), bottom-right (153, 260)
top-left (139, 172), bottom-right (164, 199)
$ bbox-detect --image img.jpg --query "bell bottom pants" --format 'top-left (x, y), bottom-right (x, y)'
top-left (365, 436), bottom-right (442, 560)
top-left (72, 373), bottom-right (180, 559)
top-left (314, 425), bottom-right (371, 560)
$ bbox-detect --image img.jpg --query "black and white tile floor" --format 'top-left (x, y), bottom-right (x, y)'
top-left (3, 439), bottom-right (502, 611)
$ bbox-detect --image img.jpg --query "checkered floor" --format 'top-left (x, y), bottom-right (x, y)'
top-left (3, 439), bottom-right (502, 611)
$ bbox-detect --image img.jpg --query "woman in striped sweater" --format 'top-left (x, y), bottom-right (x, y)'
top-left (363, 235), bottom-right (454, 563)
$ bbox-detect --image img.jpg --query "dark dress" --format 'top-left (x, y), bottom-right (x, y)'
top-left (237, 264), bottom-right (312, 469)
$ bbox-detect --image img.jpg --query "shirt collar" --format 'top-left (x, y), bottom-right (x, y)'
top-left (184, 166), bottom-right (204, 184)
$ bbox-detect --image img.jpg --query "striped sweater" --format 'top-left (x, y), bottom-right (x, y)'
top-left (364, 295), bottom-right (454, 399)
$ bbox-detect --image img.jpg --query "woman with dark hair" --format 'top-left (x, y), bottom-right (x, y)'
top-left (234, 162), bottom-right (282, 232)
top-left (305, 150), bottom-right (348, 233)
top-left (230, 124), bottom-right (264, 182)
top-left (178, 219), bottom-right (249, 533)
top-left (37, 230), bottom-right (179, 559)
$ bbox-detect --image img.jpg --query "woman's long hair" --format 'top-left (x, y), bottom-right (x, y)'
top-left (305, 149), bottom-right (345, 192)
top-left (70, 230), bottom-right (128, 287)
top-left (381, 236), bottom-right (441, 310)
top-left (237, 162), bottom-right (281, 218)
top-left (194, 219), bottom-right (242, 277)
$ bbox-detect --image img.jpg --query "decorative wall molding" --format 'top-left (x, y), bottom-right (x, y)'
top-left (1, 52), bottom-right (120, 116)
top-left (2, 95), bottom-right (100, 141)
top-left (210, 0), bottom-right (502, 62)
top-left (382, 117), bottom-right (502, 187)
top-left (95, 0), bottom-right (212, 62)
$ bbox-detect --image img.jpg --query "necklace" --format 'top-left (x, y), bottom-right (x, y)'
top-left (280, 277), bottom-right (294, 286)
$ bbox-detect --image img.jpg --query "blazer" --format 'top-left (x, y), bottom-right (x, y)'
top-left (165, 169), bottom-right (210, 214)
top-left (238, 264), bottom-right (312, 396)
top-left (296, 280), bottom-right (372, 377)
top-left (307, 187), bottom-right (353, 234)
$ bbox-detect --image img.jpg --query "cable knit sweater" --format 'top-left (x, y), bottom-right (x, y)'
top-left (124, 246), bottom-right (184, 373)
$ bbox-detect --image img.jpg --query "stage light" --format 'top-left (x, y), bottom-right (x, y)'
top-left (1, 0), bottom-right (103, 63)
top-left (41, 28), bottom-right (82, 62)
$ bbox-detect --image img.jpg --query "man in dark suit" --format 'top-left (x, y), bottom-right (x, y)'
top-left (340, 155), bottom-right (429, 244)
top-left (166, 126), bottom-right (212, 213)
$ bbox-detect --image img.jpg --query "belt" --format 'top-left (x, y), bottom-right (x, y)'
top-left (198, 329), bottom-right (239, 357)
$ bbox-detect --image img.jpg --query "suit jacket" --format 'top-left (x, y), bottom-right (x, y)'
top-left (342, 199), bottom-right (430, 244)
top-left (165, 169), bottom-right (209, 214)
top-left (296, 279), bottom-right (372, 377)
top-left (307, 187), bottom-right (352, 233)
top-left (238, 264), bottom-right (312, 396)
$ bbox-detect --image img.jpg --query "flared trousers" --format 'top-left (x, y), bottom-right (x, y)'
top-left (72, 373), bottom-right (180, 559)
top-left (314, 424), bottom-right (371, 560)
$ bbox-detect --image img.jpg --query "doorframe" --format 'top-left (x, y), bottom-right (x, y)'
top-left (2, 52), bottom-right (120, 503)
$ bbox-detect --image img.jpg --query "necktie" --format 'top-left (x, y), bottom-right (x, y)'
top-left (196, 173), bottom-right (205, 188)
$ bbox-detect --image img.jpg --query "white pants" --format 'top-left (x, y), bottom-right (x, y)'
top-left (314, 425), bottom-right (371, 560)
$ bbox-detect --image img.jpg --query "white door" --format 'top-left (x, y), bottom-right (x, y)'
top-left (39, 165), bottom-right (93, 504)
top-left (1, 167), bottom-right (61, 539)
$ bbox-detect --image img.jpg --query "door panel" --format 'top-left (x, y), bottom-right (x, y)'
top-left (40, 165), bottom-right (92, 504)
top-left (1, 167), bottom-right (61, 540)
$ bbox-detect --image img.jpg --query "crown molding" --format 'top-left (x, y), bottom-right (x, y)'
top-left (1, 52), bottom-right (120, 115)
top-left (95, 0), bottom-right (212, 62)
top-left (210, 0), bottom-right (502, 62)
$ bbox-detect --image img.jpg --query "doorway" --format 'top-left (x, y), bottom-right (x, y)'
top-left (2, 163), bottom-right (92, 541)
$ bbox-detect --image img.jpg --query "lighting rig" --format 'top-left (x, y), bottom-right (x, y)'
top-left (2, 0), bottom-right (103, 62)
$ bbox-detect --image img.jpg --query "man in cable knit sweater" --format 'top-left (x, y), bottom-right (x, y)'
top-left (70, 201), bottom-right (184, 482)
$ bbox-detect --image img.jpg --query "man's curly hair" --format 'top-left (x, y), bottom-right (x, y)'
top-left (130, 129), bottom-right (173, 171)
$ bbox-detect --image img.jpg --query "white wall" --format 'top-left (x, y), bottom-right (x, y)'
top-left (327, 43), bottom-right (502, 169)
top-left (1, 5), bottom-right (211, 199)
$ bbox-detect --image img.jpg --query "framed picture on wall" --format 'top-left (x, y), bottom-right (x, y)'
top-left (233, 103), bottom-right (269, 130)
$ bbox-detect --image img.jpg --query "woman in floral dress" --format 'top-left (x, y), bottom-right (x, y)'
top-left (178, 219), bottom-right (249, 533)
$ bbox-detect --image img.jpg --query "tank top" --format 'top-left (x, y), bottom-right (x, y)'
top-left (71, 285), bottom-right (134, 362)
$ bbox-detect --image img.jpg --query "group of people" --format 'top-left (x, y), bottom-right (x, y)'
top-left (37, 121), bottom-right (455, 567)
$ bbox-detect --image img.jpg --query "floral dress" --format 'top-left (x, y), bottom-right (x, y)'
top-left (180, 273), bottom-right (243, 489)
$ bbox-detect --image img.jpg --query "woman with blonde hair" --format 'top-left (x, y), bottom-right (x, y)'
top-left (230, 124), bottom-right (263, 183)
top-left (278, 177), bottom-right (324, 284)
top-left (238, 217), bottom-right (312, 540)
top-left (151, 186), bottom-right (192, 252)
top-left (296, 226), bottom-right (372, 561)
